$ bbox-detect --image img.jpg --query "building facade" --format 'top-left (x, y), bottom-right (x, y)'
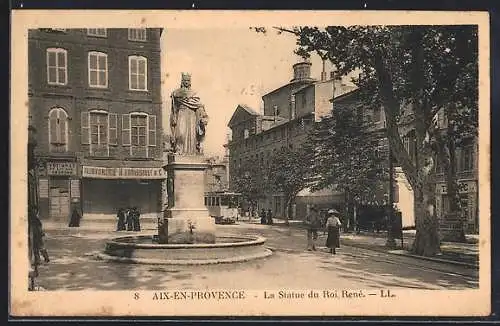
top-left (226, 62), bottom-right (357, 218)
top-left (29, 28), bottom-right (165, 224)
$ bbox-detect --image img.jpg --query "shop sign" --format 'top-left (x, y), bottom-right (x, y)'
top-left (82, 166), bottom-right (166, 179)
top-left (47, 162), bottom-right (77, 176)
top-left (437, 181), bottom-right (476, 194)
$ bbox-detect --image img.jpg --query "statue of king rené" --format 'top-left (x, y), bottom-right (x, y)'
top-left (170, 73), bottom-right (209, 155)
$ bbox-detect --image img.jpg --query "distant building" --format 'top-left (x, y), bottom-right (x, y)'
top-left (29, 28), bottom-right (164, 224)
top-left (398, 105), bottom-right (479, 233)
top-left (204, 156), bottom-right (229, 193)
top-left (226, 61), bottom-right (357, 218)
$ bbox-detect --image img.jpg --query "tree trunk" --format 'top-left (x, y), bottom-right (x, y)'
top-left (285, 196), bottom-right (293, 226)
top-left (372, 29), bottom-right (441, 256)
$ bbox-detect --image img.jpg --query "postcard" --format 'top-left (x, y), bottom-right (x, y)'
top-left (10, 10), bottom-right (491, 317)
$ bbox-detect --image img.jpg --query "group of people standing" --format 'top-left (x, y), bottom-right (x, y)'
top-left (305, 206), bottom-right (342, 255)
top-left (259, 208), bottom-right (274, 225)
top-left (116, 207), bottom-right (141, 232)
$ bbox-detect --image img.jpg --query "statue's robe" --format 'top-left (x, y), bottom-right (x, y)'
top-left (170, 88), bottom-right (205, 155)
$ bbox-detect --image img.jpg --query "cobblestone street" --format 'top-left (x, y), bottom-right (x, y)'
top-left (35, 222), bottom-right (479, 291)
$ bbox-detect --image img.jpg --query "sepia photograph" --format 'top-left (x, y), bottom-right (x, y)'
top-left (11, 10), bottom-right (490, 317)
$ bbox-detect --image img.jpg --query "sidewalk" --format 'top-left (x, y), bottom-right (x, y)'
top-left (256, 218), bottom-right (480, 268)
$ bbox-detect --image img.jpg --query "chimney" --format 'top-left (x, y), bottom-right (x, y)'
top-left (320, 59), bottom-right (327, 81)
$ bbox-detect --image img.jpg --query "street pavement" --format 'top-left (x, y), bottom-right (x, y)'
top-left (35, 221), bottom-right (479, 291)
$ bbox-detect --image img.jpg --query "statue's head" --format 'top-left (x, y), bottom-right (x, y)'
top-left (181, 73), bottom-right (191, 88)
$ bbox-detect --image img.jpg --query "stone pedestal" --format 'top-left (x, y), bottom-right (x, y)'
top-left (158, 154), bottom-right (216, 244)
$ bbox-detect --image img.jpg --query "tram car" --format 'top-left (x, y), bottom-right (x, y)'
top-left (204, 191), bottom-right (242, 224)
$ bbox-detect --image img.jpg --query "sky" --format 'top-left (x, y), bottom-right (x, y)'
top-left (160, 28), bottom-right (334, 158)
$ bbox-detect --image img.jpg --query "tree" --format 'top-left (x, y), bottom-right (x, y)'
top-left (255, 25), bottom-right (478, 255)
top-left (305, 105), bottom-right (388, 233)
top-left (232, 160), bottom-right (267, 216)
top-left (267, 146), bottom-right (312, 225)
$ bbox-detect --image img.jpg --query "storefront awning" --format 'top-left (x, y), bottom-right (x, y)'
top-left (82, 166), bottom-right (166, 179)
top-left (295, 187), bottom-right (344, 205)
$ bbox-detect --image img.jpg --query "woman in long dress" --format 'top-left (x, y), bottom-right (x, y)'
top-left (116, 208), bottom-right (126, 231)
top-left (325, 209), bottom-right (342, 255)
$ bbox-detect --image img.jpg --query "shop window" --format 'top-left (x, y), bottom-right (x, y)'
top-left (46, 48), bottom-right (67, 86)
top-left (128, 28), bottom-right (147, 41)
top-left (88, 51), bottom-right (108, 88)
top-left (87, 28), bottom-right (107, 37)
top-left (128, 56), bottom-right (148, 91)
top-left (48, 107), bottom-right (68, 153)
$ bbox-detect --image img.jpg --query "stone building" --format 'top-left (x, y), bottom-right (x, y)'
top-left (29, 28), bottom-right (165, 224)
top-left (204, 156), bottom-right (229, 193)
top-left (226, 61), bottom-right (357, 218)
top-left (397, 105), bottom-right (479, 234)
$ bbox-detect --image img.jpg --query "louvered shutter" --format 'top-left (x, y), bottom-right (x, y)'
top-left (81, 111), bottom-right (90, 144)
top-left (148, 115), bottom-right (156, 146)
top-left (122, 114), bottom-right (131, 146)
top-left (59, 113), bottom-right (67, 144)
top-left (109, 113), bottom-right (117, 145)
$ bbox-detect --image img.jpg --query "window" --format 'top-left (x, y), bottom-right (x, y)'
top-left (243, 129), bottom-right (249, 139)
top-left (122, 113), bottom-right (157, 157)
top-left (128, 28), bottom-right (147, 41)
top-left (460, 144), bottom-right (474, 172)
top-left (81, 110), bottom-right (117, 156)
top-left (128, 56), bottom-right (148, 91)
top-left (46, 48), bottom-right (67, 85)
top-left (48, 108), bottom-right (68, 152)
top-left (88, 52), bottom-right (108, 88)
top-left (87, 28), bottom-right (107, 37)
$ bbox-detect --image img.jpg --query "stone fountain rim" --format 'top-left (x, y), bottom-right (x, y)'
top-left (106, 235), bottom-right (266, 249)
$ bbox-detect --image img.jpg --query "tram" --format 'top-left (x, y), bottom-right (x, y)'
top-left (204, 191), bottom-right (242, 224)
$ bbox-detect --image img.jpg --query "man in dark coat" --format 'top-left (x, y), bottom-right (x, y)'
top-left (116, 208), bottom-right (126, 231)
top-left (266, 209), bottom-right (273, 225)
top-left (68, 207), bottom-right (81, 227)
top-left (132, 207), bottom-right (141, 232)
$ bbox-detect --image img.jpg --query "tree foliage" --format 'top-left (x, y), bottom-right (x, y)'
top-left (232, 160), bottom-right (267, 214)
top-left (267, 146), bottom-right (312, 223)
top-left (255, 25), bottom-right (478, 254)
top-left (306, 106), bottom-right (388, 205)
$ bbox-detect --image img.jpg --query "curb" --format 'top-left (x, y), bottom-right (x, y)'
top-left (94, 249), bottom-right (273, 265)
top-left (342, 241), bottom-right (479, 269)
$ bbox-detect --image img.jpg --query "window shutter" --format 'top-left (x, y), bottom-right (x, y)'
top-left (109, 113), bottom-right (118, 145)
top-left (60, 113), bottom-right (67, 144)
top-left (81, 111), bottom-right (90, 144)
top-left (148, 115), bottom-right (156, 146)
top-left (122, 114), bottom-right (131, 146)
top-left (49, 116), bottom-right (57, 144)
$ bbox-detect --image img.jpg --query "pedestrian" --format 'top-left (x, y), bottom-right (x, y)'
top-left (31, 213), bottom-right (50, 263)
top-left (260, 208), bottom-right (266, 224)
top-left (116, 208), bottom-right (126, 231)
top-left (126, 207), bottom-right (134, 231)
top-left (305, 205), bottom-right (320, 251)
top-left (133, 207), bottom-right (141, 232)
top-left (266, 208), bottom-right (273, 225)
top-left (325, 209), bottom-right (342, 255)
top-left (68, 207), bottom-right (81, 227)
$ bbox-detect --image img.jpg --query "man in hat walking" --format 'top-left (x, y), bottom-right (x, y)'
top-left (305, 205), bottom-right (321, 251)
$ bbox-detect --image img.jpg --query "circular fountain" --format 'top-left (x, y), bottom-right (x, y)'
top-left (98, 234), bottom-right (272, 265)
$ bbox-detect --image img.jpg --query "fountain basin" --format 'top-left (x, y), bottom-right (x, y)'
top-left (99, 234), bottom-right (272, 265)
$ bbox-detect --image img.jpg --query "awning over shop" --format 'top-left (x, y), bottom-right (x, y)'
top-left (295, 187), bottom-right (344, 205)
